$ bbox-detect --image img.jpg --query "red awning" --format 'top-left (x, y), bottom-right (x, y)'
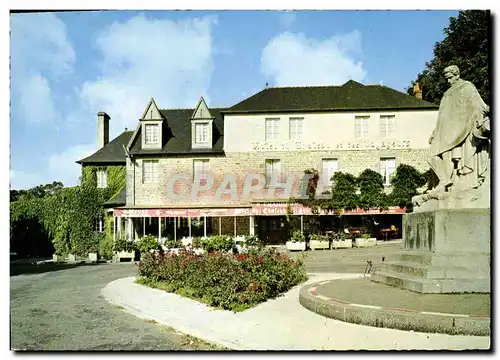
top-left (113, 204), bottom-right (406, 217)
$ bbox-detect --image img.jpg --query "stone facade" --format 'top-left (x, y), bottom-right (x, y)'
top-left (125, 148), bottom-right (431, 207)
top-left (124, 102), bottom-right (438, 208)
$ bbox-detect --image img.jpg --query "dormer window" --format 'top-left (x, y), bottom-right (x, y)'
top-left (191, 97), bottom-right (214, 149)
top-left (195, 122), bottom-right (210, 144)
top-left (145, 124), bottom-right (159, 144)
top-left (139, 98), bottom-right (164, 150)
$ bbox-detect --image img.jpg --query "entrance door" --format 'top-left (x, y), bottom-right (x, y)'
top-left (258, 216), bottom-right (287, 245)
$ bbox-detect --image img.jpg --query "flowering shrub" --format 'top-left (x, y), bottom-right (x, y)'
top-left (137, 247), bottom-right (308, 311)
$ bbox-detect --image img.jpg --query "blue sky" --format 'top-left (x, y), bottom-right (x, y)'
top-left (10, 10), bottom-right (458, 190)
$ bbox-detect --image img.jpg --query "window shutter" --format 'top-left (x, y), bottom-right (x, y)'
top-left (388, 116), bottom-right (395, 137)
top-left (380, 117), bottom-right (387, 137)
top-left (355, 118), bottom-right (361, 138)
top-left (362, 118), bottom-right (369, 137)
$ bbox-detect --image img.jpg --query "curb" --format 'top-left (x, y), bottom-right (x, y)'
top-left (101, 277), bottom-right (248, 350)
top-left (299, 281), bottom-right (490, 336)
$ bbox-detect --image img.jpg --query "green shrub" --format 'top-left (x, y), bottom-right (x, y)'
top-left (200, 235), bottom-right (234, 253)
top-left (136, 235), bottom-right (161, 253)
top-left (113, 238), bottom-right (136, 252)
top-left (164, 239), bottom-right (183, 249)
top-left (137, 247), bottom-right (308, 311)
top-left (290, 231), bottom-right (305, 243)
top-left (310, 234), bottom-right (328, 242)
top-left (98, 233), bottom-right (114, 259)
top-left (333, 232), bottom-right (348, 241)
top-left (244, 235), bottom-right (262, 248)
top-left (192, 237), bottom-right (202, 248)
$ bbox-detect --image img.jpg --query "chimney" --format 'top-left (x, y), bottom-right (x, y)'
top-left (97, 112), bottom-right (110, 148)
top-left (413, 82), bottom-right (423, 100)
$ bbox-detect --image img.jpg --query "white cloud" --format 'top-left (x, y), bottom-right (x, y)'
top-left (10, 169), bottom-right (43, 190)
top-left (73, 14), bottom-right (217, 139)
top-left (18, 74), bottom-right (58, 125)
top-left (11, 13), bottom-right (218, 190)
top-left (47, 144), bottom-right (96, 188)
top-left (10, 144), bottom-right (96, 190)
top-left (261, 31), bottom-right (367, 87)
top-left (10, 13), bottom-right (75, 125)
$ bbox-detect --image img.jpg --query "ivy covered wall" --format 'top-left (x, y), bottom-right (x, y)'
top-left (10, 165), bottom-right (125, 258)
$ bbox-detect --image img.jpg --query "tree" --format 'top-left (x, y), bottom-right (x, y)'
top-left (10, 181), bottom-right (64, 202)
top-left (407, 10), bottom-right (490, 105)
top-left (422, 169), bottom-right (440, 192)
top-left (357, 169), bottom-right (388, 210)
top-left (389, 164), bottom-right (427, 212)
top-left (330, 172), bottom-right (359, 212)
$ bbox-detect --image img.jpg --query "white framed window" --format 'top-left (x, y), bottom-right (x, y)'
top-left (144, 124), bottom-right (159, 144)
top-left (355, 116), bottom-right (370, 138)
top-left (265, 159), bottom-right (281, 185)
top-left (143, 160), bottom-right (159, 184)
top-left (193, 159), bottom-right (210, 179)
top-left (289, 118), bottom-right (303, 140)
top-left (380, 115), bottom-right (395, 137)
top-left (380, 157), bottom-right (396, 186)
top-left (94, 218), bottom-right (105, 232)
top-left (265, 118), bottom-right (280, 141)
top-left (322, 159), bottom-right (338, 188)
top-left (96, 170), bottom-right (107, 188)
top-left (195, 122), bottom-right (209, 144)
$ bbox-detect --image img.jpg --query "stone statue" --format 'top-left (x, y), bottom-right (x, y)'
top-left (413, 65), bottom-right (490, 209)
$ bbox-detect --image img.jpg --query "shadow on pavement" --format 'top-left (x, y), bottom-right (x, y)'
top-left (10, 261), bottom-right (110, 277)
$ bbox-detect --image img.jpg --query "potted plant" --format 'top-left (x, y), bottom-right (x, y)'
top-left (136, 235), bottom-right (161, 258)
top-left (331, 231), bottom-right (352, 249)
top-left (181, 236), bottom-right (194, 247)
top-left (163, 238), bottom-right (183, 252)
top-left (244, 235), bottom-right (262, 249)
top-left (286, 231), bottom-right (306, 251)
top-left (53, 252), bottom-right (65, 263)
top-left (354, 232), bottom-right (377, 248)
top-left (88, 246), bottom-right (99, 263)
top-left (113, 237), bottom-right (136, 262)
top-left (309, 234), bottom-right (330, 250)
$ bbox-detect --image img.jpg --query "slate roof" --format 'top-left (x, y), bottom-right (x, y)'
top-left (128, 108), bottom-right (226, 156)
top-left (224, 80), bottom-right (438, 113)
top-left (104, 185), bottom-right (126, 207)
top-left (76, 131), bottom-right (133, 164)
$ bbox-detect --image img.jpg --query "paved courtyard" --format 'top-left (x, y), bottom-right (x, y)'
top-left (290, 242), bottom-right (403, 273)
top-left (12, 242), bottom-right (474, 351)
top-left (10, 263), bottom-right (209, 351)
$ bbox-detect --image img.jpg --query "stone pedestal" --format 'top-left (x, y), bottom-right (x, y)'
top-left (371, 209), bottom-right (490, 293)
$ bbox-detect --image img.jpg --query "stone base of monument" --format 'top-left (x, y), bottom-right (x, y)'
top-left (371, 208), bottom-right (490, 294)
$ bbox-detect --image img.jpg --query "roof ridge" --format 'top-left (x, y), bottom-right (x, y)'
top-left (160, 107), bottom-right (228, 111)
top-left (267, 84), bottom-right (344, 89)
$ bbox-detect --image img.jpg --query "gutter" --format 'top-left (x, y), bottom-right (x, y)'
top-left (220, 106), bottom-right (439, 115)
